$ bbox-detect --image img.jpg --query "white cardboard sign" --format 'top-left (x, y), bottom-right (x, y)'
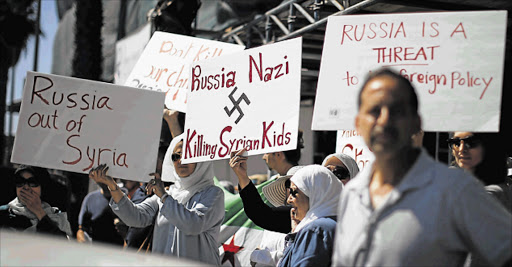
top-left (336, 130), bottom-right (374, 172)
top-left (312, 11), bottom-right (507, 132)
top-left (125, 31), bottom-right (245, 112)
top-left (181, 37), bottom-right (303, 164)
top-left (11, 72), bottom-right (165, 182)
top-left (114, 23), bottom-right (151, 85)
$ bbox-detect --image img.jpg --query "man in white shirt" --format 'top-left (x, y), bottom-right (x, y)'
top-left (332, 68), bottom-right (512, 266)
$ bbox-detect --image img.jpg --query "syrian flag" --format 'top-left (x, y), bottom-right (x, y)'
top-left (216, 178), bottom-right (274, 267)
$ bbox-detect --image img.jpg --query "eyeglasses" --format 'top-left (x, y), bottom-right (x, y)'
top-left (447, 136), bottom-right (481, 149)
top-left (15, 177), bottom-right (40, 188)
top-left (284, 179), bottom-right (291, 189)
top-left (327, 165), bottom-right (350, 181)
top-left (289, 188), bottom-right (299, 198)
top-left (171, 153), bottom-right (182, 162)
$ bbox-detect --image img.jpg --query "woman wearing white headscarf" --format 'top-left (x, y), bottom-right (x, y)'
top-left (89, 134), bottom-right (225, 265)
top-left (322, 153), bottom-right (360, 184)
top-left (277, 165), bottom-right (343, 267)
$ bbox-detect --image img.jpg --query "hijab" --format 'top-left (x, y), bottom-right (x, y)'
top-left (290, 165), bottom-right (343, 233)
top-left (322, 153), bottom-right (360, 179)
top-left (161, 134), bottom-right (215, 204)
top-left (8, 198), bottom-right (72, 236)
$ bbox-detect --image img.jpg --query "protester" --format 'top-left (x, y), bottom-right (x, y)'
top-left (448, 132), bottom-right (512, 267)
top-left (277, 165), bottom-right (342, 267)
top-left (263, 153), bottom-right (358, 213)
top-left (321, 153), bottom-right (360, 185)
top-left (449, 132), bottom-right (511, 193)
top-left (332, 68), bottom-right (512, 266)
top-left (88, 133), bottom-right (225, 265)
top-left (0, 165), bottom-right (72, 237)
top-left (262, 130), bottom-right (304, 176)
top-left (230, 149), bottom-right (300, 234)
top-left (122, 182), bottom-right (154, 250)
top-left (77, 182), bottom-right (126, 246)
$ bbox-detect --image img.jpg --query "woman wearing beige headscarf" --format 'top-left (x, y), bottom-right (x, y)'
top-left (322, 153), bottom-right (360, 184)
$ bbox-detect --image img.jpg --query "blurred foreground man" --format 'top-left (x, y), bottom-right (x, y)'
top-left (332, 69), bottom-right (512, 266)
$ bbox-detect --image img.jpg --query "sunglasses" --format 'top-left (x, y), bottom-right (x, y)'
top-left (15, 177), bottom-right (40, 188)
top-left (330, 166), bottom-right (350, 180)
top-left (289, 188), bottom-right (299, 198)
top-left (171, 153), bottom-right (182, 162)
top-left (447, 136), bottom-right (481, 149)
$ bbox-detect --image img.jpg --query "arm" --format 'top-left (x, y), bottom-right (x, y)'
top-left (229, 149), bottom-right (251, 190)
top-left (230, 149), bottom-right (292, 233)
top-left (36, 215), bottom-right (67, 237)
top-left (239, 182), bottom-right (292, 233)
top-left (288, 222), bottom-right (336, 267)
top-left (159, 185), bottom-right (225, 235)
top-left (452, 177), bottom-right (512, 266)
top-left (18, 185), bottom-right (68, 237)
top-left (17, 186), bottom-right (47, 220)
top-left (163, 108), bottom-right (183, 138)
top-left (89, 164), bottom-right (159, 228)
top-left (89, 164), bottom-right (124, 203)
top-left (77, 194), bottom-right (90, 242)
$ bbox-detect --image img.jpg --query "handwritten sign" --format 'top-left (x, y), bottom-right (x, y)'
top-left (125, 31), bottom-right (245, 112)
top-left (312, 11), bottom-right (507, 132)
top-left (336, 130), bottom-right (374, 172)
top-left (114, 23), bottom-right (151, 85)
top-left (11, 72), bottom-right (165, 182)
top-left (181, 37), bottom-right (302, 164)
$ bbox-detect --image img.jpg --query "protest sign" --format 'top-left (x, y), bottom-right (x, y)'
top-left (312, 11), bottom-right (507, 132)
top-left (114, 23), bottom-right (151, 85)
top-left (336, 130), bottom-right (374, 172)
top-left (11, 72), bottom-right (165, 182)
top-left (181, 37), bottom-right (302, 164)
top-left (125, 31), bottom-right (245, 112)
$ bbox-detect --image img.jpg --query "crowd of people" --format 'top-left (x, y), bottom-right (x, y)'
top-left (1, 68), bottom-right (511, 266)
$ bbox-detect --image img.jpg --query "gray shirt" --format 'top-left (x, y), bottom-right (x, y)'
top-left (110, 184), bottom-right (225, 265)
top-left (332, 149), bottom-right (512, 267)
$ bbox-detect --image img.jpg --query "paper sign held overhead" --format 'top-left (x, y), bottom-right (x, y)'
top-left (312, 11), bottom-right (507, 132)
top-left (181, 37), bottom-right (303, 164)
top-left (11, 72), bottom-right (165, 182)
top-left (125, 31), bottom-right (245, 112)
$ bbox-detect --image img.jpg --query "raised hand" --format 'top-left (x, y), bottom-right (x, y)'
top-left (89, 164), bottom-right (116, 187)
top-left (18, 187), bottom-right (46, 220)
top-left (146, 172), bottom-right (166, 198)
top-left (229, 149), bottom-right (251, 189)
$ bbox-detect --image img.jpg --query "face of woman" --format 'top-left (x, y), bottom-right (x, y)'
top-left (451, 132), bottom-right (484, 172)
top-left (323, 157), bottom-right (350, 185)
top-left (15, 171), bottom-right (41, 199)
top-left (287, 182), bottom-right (309, 222)
top-left (172, 142), bottom-right (197, 178)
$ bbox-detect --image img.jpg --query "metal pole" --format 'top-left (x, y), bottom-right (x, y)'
top-left (435, 132), bottom-right (439, 161)
top-left (33, 0), bottom-right (41, 72)
top-left (7, 66), bottom-right (15, 165)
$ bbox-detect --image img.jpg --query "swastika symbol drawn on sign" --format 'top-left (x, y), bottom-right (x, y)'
top-left (224, 87), bottom-right (251, 124)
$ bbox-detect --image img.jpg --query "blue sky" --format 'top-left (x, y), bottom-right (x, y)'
top-left (6, 0), bottom-right (58, 135)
